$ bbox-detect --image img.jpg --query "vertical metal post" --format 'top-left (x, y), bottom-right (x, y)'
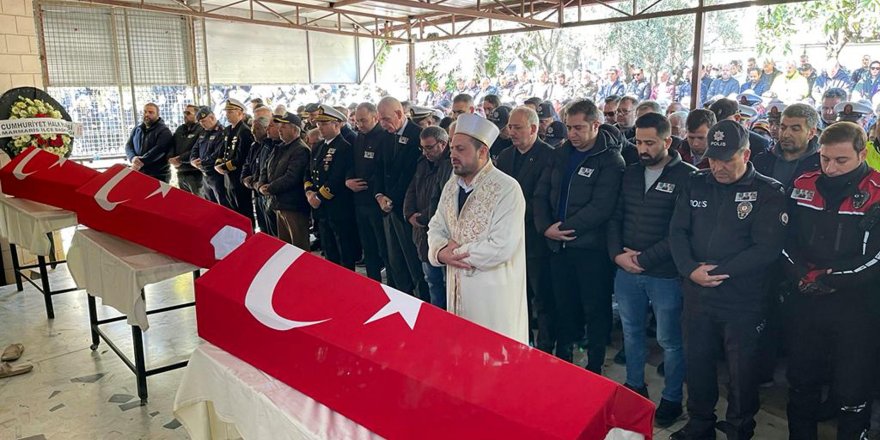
top-left (201, 18), bottom-right (211, 106)
top-left (690, 0), bottom-right (705, 111)
top-left (88, 294), bottom-right (100, 350)
top-left (123, 10), bottom-right (139, 124)
top-left (9, 243), bottom-right (23, 292)
top-left (37, 255), bottom-right (54, 319)
top-left (305, 31), bottom-right (313, 84)
top-left (407, 25), bottom-right (416, 101)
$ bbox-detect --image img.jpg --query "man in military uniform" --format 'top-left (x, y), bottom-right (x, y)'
top-left (170, 104), bottom-right (204, 196)
top-left (537, 102), bottom-right (567, 148)
top-left (784, 122), bottom-right (880, 440)
top-left (835, 100), bottom-right (875, 130)
top-left (410, 105), bottom-right (442, 129)
top-left (305, 104), bottom-right (358, 270)
top-left (215, 99), bottom-right (255, 226)
top-left (346, 102), bottom-right (391, 283)
top-left (189, 107), bottom-right (229, 207)
top-left (669, 120), bottom-right (788, 440)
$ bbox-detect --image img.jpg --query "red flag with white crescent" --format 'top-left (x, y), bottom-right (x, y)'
top-left (0, 146), bottom-right (98, 211)
top-left (74, 164), bottom-right (252, 268)
top-left (196, 233), bottom-right (655, 439)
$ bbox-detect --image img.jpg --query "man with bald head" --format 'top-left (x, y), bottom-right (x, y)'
top-left (375, 96), bottom-right (428, 298)
top-left (496, 106), bottom-right (556, 352)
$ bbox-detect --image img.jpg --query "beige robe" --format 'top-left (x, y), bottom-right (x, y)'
top-left (427, 161), bottom-right (528, 343)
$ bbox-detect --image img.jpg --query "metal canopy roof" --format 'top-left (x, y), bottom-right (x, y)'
top-left (69, 0), bottom-right (810, 44)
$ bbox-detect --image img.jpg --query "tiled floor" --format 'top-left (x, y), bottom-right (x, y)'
top-left (0, 255), bottom-right (838, 439)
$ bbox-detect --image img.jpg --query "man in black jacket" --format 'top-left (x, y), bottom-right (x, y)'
top-left (125, 102), bottom-right (173, 182)
top-left (346, 102), bottom-right (391, 283)
top-left (169, 104), bottom-right (203, 195)
top-left (244, 106), bottom-right (277, 236)
top-left (306, 105), bottom-right (358, 270)
top-left (215, 99), bottom-right (255, 227)
top-left (669, 120), bottom-right (788, 440)
top-left (498, 106), bottom-right (556, 353)
top-left (533, 99), bottom-right (625, 373)
top-left (257, 113), bottom-right (311, 249)
top-left (375, 97), bottom-right (427, 298)
top-left (189, 107), bottom-right (228, 207)
top-left (404, 126), bottom-right (452, 309)
top-left (783, 122), bottom-right (880, 440)
top-left (607, 113), bottom-right (695, 427)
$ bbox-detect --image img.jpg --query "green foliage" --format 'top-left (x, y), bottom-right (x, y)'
top-left (480, 35), bottom-right (504, 78)
top-left (757, 0), bottom-right (880, 59)
top-left (374, 40), bottom-right (392, 74)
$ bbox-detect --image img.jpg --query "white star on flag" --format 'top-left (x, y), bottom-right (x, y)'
top-left (146, 181), bottom-right (173, 199)
top-left (364, 285), bottom-right (423, 330)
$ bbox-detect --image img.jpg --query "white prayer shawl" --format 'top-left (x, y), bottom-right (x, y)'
top-left (427, 161), bottom-right (529, 344)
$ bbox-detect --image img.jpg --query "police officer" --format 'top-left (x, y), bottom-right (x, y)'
top-left (305, 104), bottom-right (358, 270)
top-left (170, 104), bottom-right (204, 196)
top-left (345, 102), bottom-right (391, 283)
top-left (669, 120), bottom-right (788, 440)
top-left (784, 122), bottom-right (880, 440)
top-left (835, 100), bottom-right (875, 129)
top-left (536, 102), bottom-right (567, 148)
top-left (487, 106), bottom-right (512, 162)
top-left (215, 99), bottom-right (255, 226)
top-left (189, 107), bottom-right (229, 207)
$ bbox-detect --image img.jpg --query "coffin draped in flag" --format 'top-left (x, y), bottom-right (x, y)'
top-left (196, 233), bottom-right (655, 439)
top-left (0, 146), bottom-right (98, 211)
top-left (74, 164), bottom-right (252, 268)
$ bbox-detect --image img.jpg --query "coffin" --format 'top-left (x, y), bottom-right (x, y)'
top-left (0, 146), bottom-right (98, 211)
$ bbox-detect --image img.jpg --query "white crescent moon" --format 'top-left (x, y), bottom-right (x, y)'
top-left (245, 244), bottom-right (331, 331)
top-left (12, 148), bottom-right (41, 180)
top-left (95, 167), bottom-right (131, 211)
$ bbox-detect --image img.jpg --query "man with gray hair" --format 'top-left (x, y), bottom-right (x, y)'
top-left (635, 100), bottom-right (662, 118)
top-left (404, 126), bottom-right (453, 309)
top-left (497, 106), bottom-right (556, 351)
top-left (669, 111), bottom-right (688, 139)
top-left (243, 107), bottom-right (277, 235)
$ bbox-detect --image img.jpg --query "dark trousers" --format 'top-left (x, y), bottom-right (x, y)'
top-left (204, 173), bottom-right (229, 208)
top-left (225, 173), bottom-right (254, 229)
top-left (177, 171), bottom-right (204, 198)
top-left (384, 212), bottom-right (427, 299)
top-left (786, 292), bottom-right (878, 440)
top-left (355, 204), bottom-right (389, 283)
top-left (276, 209), bottom-right (310, 250)
top-left (683, 284), bottom-right (763, 439)
top-left (255, 194), bottom-right (276, 236)
top-left (316, 212), bottom-right (359, 270)
top-left (550, 247), bottom-right (612, 374)
top-left (527, 255), bottom-right (556, 354)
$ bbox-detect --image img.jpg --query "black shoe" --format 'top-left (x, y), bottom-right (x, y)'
top-left (670, 424), bottom-right (716, 440)
top-left (624, 383), bottom-right (649, 399)
top-left (613, 348), bottom-right (626, 365)
top-left (654, 398), bottom-right (683, 428)
top-left (657, 361), bottom-right (665, 377)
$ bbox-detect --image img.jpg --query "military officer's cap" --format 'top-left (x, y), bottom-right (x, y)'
top-left (765, 98), bottom-right (787, 123)
top-left (273, 112), bottom-right (303, 127)
top-left (835, 100), bottom-right (873, 122)
top-left (304, 103), bottom-right (320, 113)
top-left (706, 120), bottom-right (749, 161)
top-left (487, 106), bottom-right (511, 129)
top-left (224, 99), bottom-right (246, 111)
top-left (409, 105), bottom-right (437, 122)
top-left (195, 106), bottom-right (213, 121)
top-left (536, 102), bottom-right (554, 120)
top-left (311, 104), bottom-right (346, 123)
top-left (455, 114), bottom-right (500, 148)
top-left (738, 104), bottom-right (757, 119)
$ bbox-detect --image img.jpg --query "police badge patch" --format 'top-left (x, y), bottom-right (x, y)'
top-left (780, 212), bottom-right (789, 225)
top-left (737, 201), bottom-right (753, 220)
top-left (735, 191), bottom-right (758, 202)
top-left (547, 126), bottom-right (554, 135)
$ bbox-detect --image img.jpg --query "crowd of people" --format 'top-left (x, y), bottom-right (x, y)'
top-left (121, 51), bottom-right (880, 439)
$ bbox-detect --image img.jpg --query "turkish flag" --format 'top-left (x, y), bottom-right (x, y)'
top-left (196, 233), bottom-right (655, 439)
top-left (74, 164), bottom-right (252, 268)
top-left (0, 146), bottom-right (99, 212)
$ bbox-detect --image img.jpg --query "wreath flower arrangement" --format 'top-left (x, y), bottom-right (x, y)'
top-left (8, 96), bottom-right (71, 157)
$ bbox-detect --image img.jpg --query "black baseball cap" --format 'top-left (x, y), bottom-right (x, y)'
top-left (273, 112), bottom-right (303, 126)
top-left (195, 106), bottom-right (213, 121)
top-left (537, 102), bottom-right (554, 120)
top-left (487, 106), bottom-right (511, 128)
top-left (706, 120), bottom-right (749, 161)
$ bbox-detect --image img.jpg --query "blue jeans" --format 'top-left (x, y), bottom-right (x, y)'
top-left (615, 269), bottom-right (685, 402)
top-left (422, 262), bottom-right (446, 310)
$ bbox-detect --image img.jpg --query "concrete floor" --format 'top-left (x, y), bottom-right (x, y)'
top-left (0, 243), bottom-right (838, 439)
